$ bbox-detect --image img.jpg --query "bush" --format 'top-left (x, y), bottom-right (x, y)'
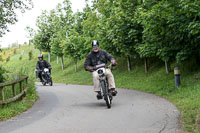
top-left (0, 56), bottom-right (3, 62)
top-left (28, 51), bottom-right (33, 60)
top-left (19, 56), bottom-right (22, 60)
top-left (0, 66), bottom-right (6, 83)
top-left (6, 56), bottom-right (10, 62)
top-left (13, 48), bottom-right (17, 55)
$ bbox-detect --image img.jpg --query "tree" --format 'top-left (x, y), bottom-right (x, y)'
top-left (91, 0), bottom-right (143, 71)
top-left (0, 0), bottom-right (32, 37)
top-left (137, 1), bottom-right (178, 73)
top-left (62, 9), bottom-right (88, 72)
top-left (50, 0), bottom-right (74, 70)
top-left (33, 10), bottom-right (54, 62)
top-left (25, 26), bottom-right (36, 45)
top-left (48, 8), bottom-right (66, 69)
top-left (136, 0), bottom-right (200, 73)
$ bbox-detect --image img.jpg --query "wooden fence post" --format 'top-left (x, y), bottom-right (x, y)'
top-left (26, 78), bottom-right (28, 84)
top-left (1, 87), bottom-right (4, 101)
top-left (19, 81), bottom-right (23, 100)
top-left (1, 87), bottom-right (4, 106)
top-left (12, 84), bottom-right (16, 96)
top-left (24, 78), bottom-right (28, 97)
top-left (19, 81), bottom-right (23, 92)
top-left (0, 75), bottom-right (29, 105)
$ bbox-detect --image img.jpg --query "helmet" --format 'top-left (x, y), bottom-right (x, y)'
top-left (91, 40), bottom-right (99, 48)
top-left (38, 54), bottom-right (43, 59)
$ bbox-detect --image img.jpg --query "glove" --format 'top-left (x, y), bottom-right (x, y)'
top-left (111, 59), bottom-right (117, 66)
top-left (86, 66), bottom-right (94, 72)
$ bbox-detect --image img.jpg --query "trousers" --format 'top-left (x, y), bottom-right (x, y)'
top-left (92, 69), bottom-right (116, 92)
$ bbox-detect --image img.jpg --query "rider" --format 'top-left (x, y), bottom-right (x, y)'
top-left (36, 54), bottom-right (52, 82)
top-left (84, 40), bottom-right (117, 99)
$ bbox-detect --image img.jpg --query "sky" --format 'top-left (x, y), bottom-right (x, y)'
top-left (0, 0), bottom-right (87, 48)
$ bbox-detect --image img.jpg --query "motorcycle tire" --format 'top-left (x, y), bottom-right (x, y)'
top-left (101, 80), bottom-right (111, 108)
top-left (49, 80), bottom-right (53, 86)
top-left (42, 82), bottom-right (46, 86)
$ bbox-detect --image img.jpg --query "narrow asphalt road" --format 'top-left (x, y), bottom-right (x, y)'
top-left (0, 83), bottom-right (182, 133)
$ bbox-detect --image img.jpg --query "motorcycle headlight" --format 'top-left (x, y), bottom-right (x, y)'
top-left (97, 69), bottom-right (103, 75)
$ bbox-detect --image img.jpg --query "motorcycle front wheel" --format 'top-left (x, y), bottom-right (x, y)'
top-left (49, 79), bottom-right (53, 86)
top-left (42, 81), bottom-right (46, 86)
top-left (101, 80), bottom-right (111, 108)
top-left (48, 75), bottom-right (53, 86)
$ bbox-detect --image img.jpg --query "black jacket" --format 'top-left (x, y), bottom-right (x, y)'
top-left (84, 49), bottom-right (114, 70)
top-left (36, 60), bottom-right (51, 70)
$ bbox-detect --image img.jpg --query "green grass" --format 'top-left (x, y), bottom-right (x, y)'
top-left (0, 45), bottom-right (38, 120)
top-left (0, 77), bottom-right (37, 121)
top-left (1, 45), bottom-right (200, 132)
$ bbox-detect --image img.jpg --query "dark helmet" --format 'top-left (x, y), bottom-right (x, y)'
top-left (38, 54), bottom-right (43, 59)
top-left (91, 40), bottom-right (99, 48)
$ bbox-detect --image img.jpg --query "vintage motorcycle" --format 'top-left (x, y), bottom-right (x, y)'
top-left (93, 63), bottom-right (114, 108)
top-left (41, 68), bottom-right (53, 86)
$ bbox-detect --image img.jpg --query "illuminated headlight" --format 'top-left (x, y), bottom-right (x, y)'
top-left (44, 68), bottom-right (49, 72)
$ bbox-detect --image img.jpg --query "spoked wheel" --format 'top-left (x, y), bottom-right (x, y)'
top-left (101, 81), bottom-right (111, 108)
top-left (48, 75), bottom-right (53, 86)
top-left (49, 81), bottom-right (53, 86)
top-left (105, 94), bottom-right (111, 108)
top-left (42, 81), bottom-right (46, 86)
top-left (49, 79), bottom-right (53, 86)
top-left (41, 75), bottom-right (46, 86)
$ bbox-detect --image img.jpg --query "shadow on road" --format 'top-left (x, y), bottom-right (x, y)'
top-left (70, 101), bottom-right (118, 110)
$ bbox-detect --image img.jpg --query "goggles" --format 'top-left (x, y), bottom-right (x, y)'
top-left (92, 45), bottom-right (99, 48)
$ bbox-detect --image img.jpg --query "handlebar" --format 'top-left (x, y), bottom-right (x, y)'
top-left (95, 63), bottom-right (106, 70)
top-left (88, 63), bottom-right (116, 72)
top-left (36, 67), bottom-right (52, 72)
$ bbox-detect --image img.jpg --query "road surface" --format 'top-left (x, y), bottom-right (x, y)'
top-left (0, 83), bottom-right (182, 133)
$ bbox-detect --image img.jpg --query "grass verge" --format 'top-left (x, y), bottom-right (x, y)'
top-left (0, 45), bottom-right (38, 120)
top-left (0, 77), bottom-right (37, 120)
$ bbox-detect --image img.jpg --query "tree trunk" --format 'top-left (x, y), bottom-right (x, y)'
top-left (195, 54), bottom-right (200, 65)
top-left (48, 51), bottom-right (51, 63)
top-left (144, 58), bottom-right (148, 73)
top-left (61, 56), bottom-right (64, 70)
top-left (127, 56), bottom-right (131, 72)
top-left (168, 63), bottom-right (171, 72)
top-left (40, 50), bottom-right (42, 55)
top-left (165, 59), bottom-right (169, 74)
top-left (57, 56), bottom-right (59, 64)
top-left (74, 58), bottom-right (77, 72)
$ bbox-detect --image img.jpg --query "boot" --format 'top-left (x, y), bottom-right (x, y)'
top-left (96, 91), bottom-right (103, 100)
top-left (110, 88), bottom-right (117, 96)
